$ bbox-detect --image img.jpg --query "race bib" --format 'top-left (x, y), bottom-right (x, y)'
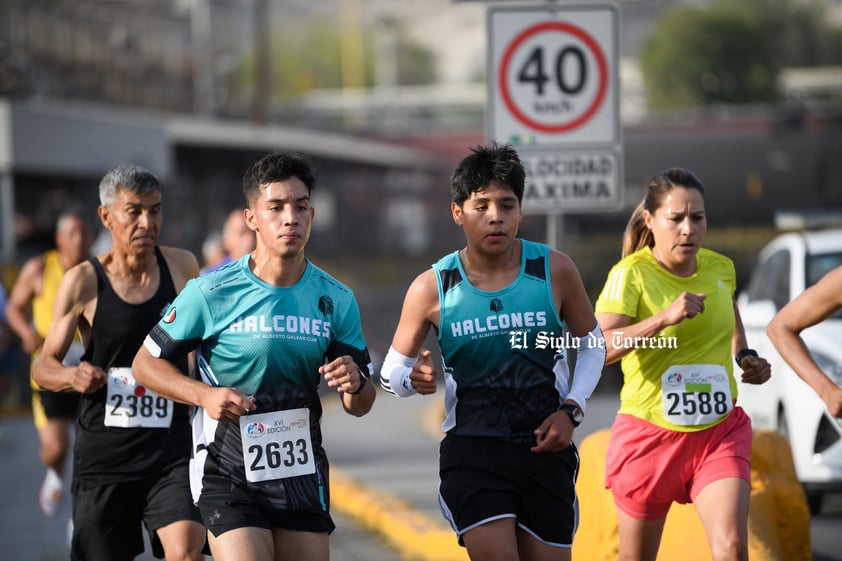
top-left (661, 364), bottom-right (733, 426)
top-left (240, 408), bottom-right (315, 483)
top-left (104, 367), bottom-right (173, 428)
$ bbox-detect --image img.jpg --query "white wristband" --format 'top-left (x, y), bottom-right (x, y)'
top-left (379, 346), bottom-right (417, 397)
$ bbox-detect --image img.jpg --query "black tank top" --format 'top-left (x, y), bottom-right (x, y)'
top-left (74, 247), bottom-right (191, 483)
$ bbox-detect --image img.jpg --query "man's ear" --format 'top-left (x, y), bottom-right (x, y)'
top-left (97, 205), bottom-right (110, 228)
top-left (451, 202), bottom-right (463, 226)
top-left (244, 207), bottom-right (258, 232)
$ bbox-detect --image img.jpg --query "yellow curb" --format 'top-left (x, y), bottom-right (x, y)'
top-left (331, 467), bottom-right (467, 561)
top-left (329, 393), bottom-right (466, 561)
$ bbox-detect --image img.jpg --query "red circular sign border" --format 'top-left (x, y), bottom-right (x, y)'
top-left (499, 20), bottom-right (609, 134)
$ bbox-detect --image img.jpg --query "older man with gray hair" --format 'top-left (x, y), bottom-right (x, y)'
top-left (33, 165), bottom-right (206, 561)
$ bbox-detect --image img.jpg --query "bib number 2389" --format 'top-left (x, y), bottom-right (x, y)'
top-left (239, 408), bottom-right (315, 483)
top-left (104, 367), bottom-right (173, 428)
top-left (661, 364), bottom-right (732, 426)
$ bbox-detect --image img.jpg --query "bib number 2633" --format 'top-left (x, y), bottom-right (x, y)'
top-left (239, 408), bottom-right (315, 483)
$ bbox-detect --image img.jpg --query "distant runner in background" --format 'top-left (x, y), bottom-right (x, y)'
top-left (201, 207), bottom-right (256, 274)
top-left (5, 210), bottom-right (93, 518)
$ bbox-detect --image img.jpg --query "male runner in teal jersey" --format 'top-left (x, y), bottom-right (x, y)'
top-left (380, 142), bottom-right (606, 561)
top-left (133, 152), bottom-right (375, 561)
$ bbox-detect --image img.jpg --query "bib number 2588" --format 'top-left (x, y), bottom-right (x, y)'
top-left (664, 390), bottom-right (729, 417)
top-left (661, 364), bottom-right (732, 426)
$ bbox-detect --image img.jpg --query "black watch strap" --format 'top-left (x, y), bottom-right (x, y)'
top-left (559, 403), bottom-right (583, 426)
top-left (735, 348), bottom-right (758, 365)
top-left (347, 371), bottom-right (368, 395)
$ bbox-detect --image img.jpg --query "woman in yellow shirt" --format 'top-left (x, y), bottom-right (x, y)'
top-left (595, 168), bottom-right (771, 561)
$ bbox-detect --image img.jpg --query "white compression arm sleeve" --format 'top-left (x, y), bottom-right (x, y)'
top-left (565, 322), bottom-right (606, 412)
top-left (379, 346), bottom-right (418, 397)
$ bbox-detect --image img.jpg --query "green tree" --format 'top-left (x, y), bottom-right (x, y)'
top-left (640, 0), bottom-right (842, 108)
top-left (640, 6), bottom-right (775, 108)
top-left (737, 0), bottom-right (842, 67)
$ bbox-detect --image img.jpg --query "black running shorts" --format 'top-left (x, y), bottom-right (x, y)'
top-left (198, 471), bottom-right (335, 537)
top-left (70, 462), bottom-right (202, 560)
top-left (438, 433), bottom-right (580, 548)
top-left (38, 389), bottom-right (80, 419)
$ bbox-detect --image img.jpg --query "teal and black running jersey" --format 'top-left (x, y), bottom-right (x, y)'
top-left (435, 239), bottom-right (570, 444)
top-left (144, 256), bottom-right (371, 508)
top-left (147, 256), bottom-right (371, 397)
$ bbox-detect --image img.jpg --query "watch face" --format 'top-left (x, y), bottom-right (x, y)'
top-left (563, 404), bottom-right (583, 424)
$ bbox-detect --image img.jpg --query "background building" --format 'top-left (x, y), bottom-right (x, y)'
top-left (2, 0), bottom-right (841, 377)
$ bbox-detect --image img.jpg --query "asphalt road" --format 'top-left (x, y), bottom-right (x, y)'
top-left (323, 390), bottom-right (842, 561)
top-left (1, 391), bottom-right (839, 561)
top-left (0, 411), bottom-right (403, 561)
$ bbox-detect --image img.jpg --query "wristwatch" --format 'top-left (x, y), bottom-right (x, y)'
top-left (559, 403), bottom-right (584, 427)
top-left (735, 348), bottom-right (758, 366)
top-left (347, 370), bottom-right (368, 395)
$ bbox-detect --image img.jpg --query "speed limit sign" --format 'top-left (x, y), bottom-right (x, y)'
top-left (488, 4), bottom-right (619, 147)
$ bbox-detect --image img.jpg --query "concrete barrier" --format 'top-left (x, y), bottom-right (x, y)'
top-left (573, 429), bottom-right (812, 561)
